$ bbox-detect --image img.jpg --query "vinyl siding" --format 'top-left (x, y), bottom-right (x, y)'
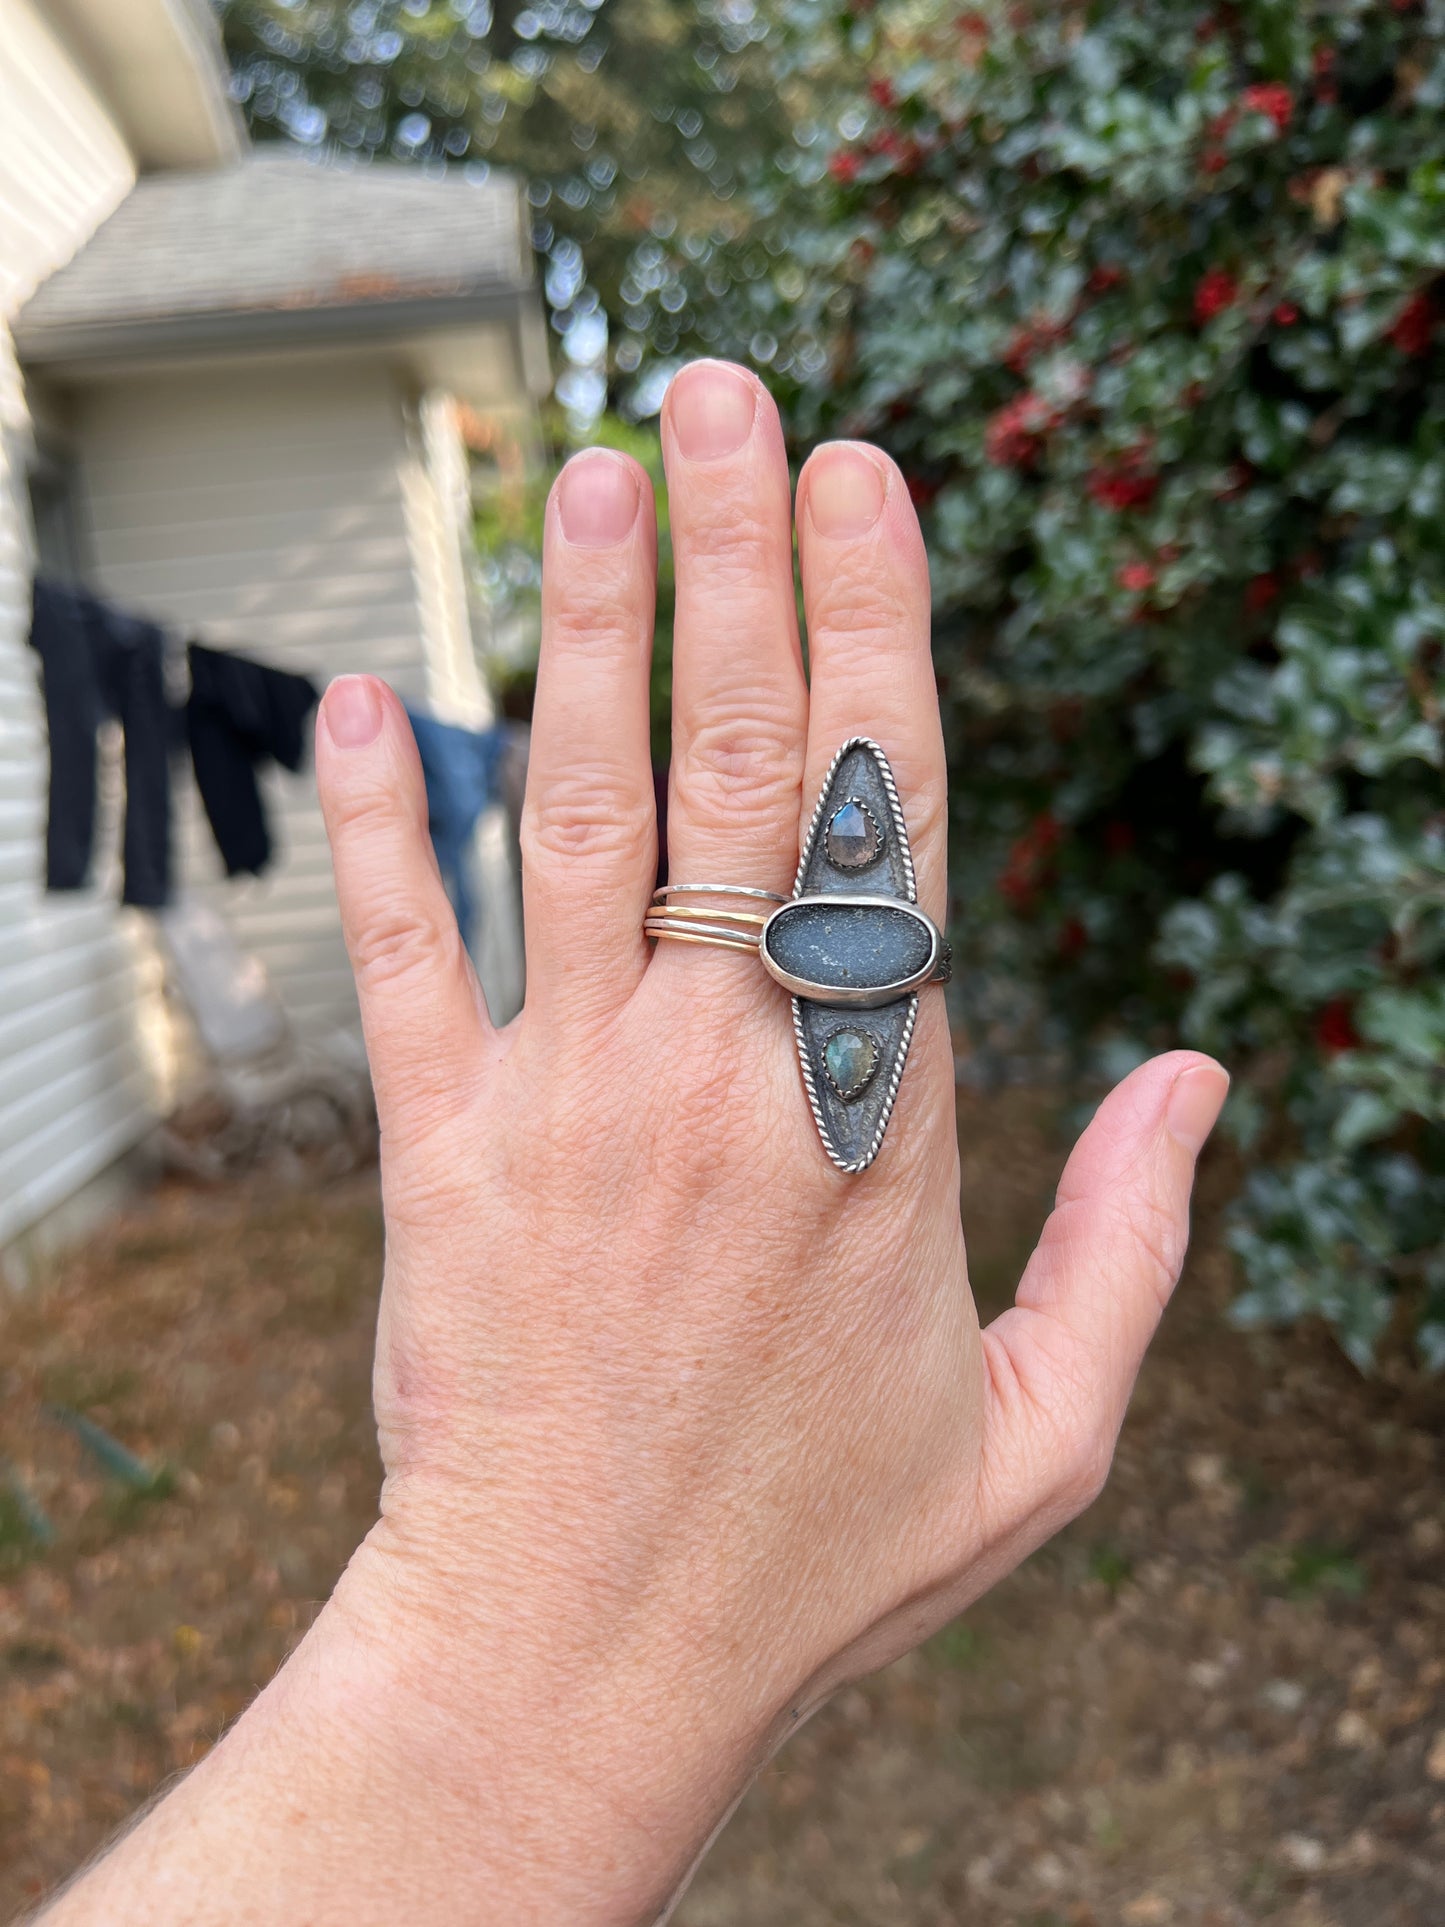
top-left (73, 358), bottom-right (428, 1041)
top-left (402, 393), bottom-right (525, 1022)
top-left (0, 0), bottom-right (145, 1248)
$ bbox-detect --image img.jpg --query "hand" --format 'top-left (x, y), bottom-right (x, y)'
top-left (43, 362), bottom-right (1226, 1927)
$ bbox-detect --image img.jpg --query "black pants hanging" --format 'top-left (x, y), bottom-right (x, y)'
top-left (28, 578), bottom-right (171, 908)
top-left (186, 644), bottom-right (319, 877)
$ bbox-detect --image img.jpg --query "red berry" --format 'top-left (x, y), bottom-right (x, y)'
top-left (1242, 82), bottom-right (1293, 133)
top-left (1388, 291), bottom-right (1435, 358)
top-left (1193, 268), bottom-right (1240, 324)
top-left (1314, 998), bottom-right (1361, 1054)
top-left (1245, 573), bottom-right (1280, 614)
top-left (1273, 302), bottom-right (1300, 326)
top-left (984, 392), bottom-right (1057, 468)
top-left (1117, 561), bottom-right (1157, 594)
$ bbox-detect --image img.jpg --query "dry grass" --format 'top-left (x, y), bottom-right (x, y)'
top-left (1, 1093), bottom-right (1442, 1925)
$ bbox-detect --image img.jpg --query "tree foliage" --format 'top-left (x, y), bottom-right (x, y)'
top-left (740, 0), bottom-right (1445, 1368)
top-left (214, 0), bottom-right (794, 414)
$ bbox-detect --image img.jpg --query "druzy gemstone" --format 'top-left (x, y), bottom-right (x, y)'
top-left (825, 798), bottom-right (882, 870)
top-left (823, 1027), bottom-right (879, 1100)
top-left (764, 900), bottom-right (935, 995)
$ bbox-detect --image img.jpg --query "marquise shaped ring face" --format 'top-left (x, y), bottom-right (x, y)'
top-left (644, 739), bottom-right (946, 1174)
top-left (769, 737), bottom-right (947, 1175)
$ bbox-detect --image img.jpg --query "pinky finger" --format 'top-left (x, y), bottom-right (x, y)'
top-left (316, 676), bottom-right (491, 1142)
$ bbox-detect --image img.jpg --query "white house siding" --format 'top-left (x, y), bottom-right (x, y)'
top-left (72, 357), bottom-right (423, 1043)
top-left (0, 0), bottom-right (151, 1251)
top-left (404, 390), bottom-right (524, 1022)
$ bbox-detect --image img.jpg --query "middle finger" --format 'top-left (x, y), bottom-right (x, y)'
top-left (660, 361), bottom-right (808, 895)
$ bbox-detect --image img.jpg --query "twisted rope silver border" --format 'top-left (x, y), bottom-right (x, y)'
top-left (792, 993), bottom-right (920, 1175)
top-left (791, 738), bottom-right (922, 1172)
top-left (793, 736), bottom-right (917, 904)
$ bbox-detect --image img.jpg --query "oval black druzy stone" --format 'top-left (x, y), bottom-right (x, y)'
top-left (764, 900), bottom-right (933, 995)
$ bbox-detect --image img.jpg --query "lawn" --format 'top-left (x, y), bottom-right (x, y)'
top-left (1, 1093), bottom-right (1442, 1924)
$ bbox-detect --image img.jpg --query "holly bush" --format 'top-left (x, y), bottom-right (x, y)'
top-left (737, 0), bottom-right (1445, 1367)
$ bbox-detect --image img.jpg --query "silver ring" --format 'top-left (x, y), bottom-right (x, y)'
top-left (645, 739), bottom-right (949, 1174)
top-left (651, 883), bottom-right (788, 905)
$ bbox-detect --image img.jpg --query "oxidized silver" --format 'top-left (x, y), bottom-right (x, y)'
top-left (781, 737), bottom-right (946, 1173)
top-left (643, 740), bottom-right (947, 1175)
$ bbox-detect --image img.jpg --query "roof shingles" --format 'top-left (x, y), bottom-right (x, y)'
top-left (16, 153), bottom-right (532, 359)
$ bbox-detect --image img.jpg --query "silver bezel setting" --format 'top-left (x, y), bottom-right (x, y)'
top-left (759, 894), bottom-right (945, 1007)
top-left (824, 796), bottom-right (884, 870)
top-left (820, 1024), bottom-right (882, 1101)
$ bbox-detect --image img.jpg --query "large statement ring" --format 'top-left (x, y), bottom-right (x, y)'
top-left (646, 739), bottom-right (949, 1174)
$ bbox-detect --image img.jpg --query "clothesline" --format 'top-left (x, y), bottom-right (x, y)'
top-left (28, 576), bottom-right (319, 908)
top-left (26, 578), bottom-right (518, 952)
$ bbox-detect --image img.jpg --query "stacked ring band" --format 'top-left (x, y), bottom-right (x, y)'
top-left (644, 740), bottom-right (950, 1174)
top-left (643, 884), bottom-right (782, 954)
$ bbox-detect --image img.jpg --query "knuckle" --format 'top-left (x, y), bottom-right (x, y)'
top-left (546, 595), bottom-right (641, 660)
top-left (1057, 1425), bottom-right (1115, 1517)
top-left (677, 499), bottom-right (777, 577)
top-left (521, 785), bottom-right (654, 868)
top-left (350, 904), bottom-right (464, 999)
top-left (1116, 1190), bottom-right (1188, 1314)
top-left (674, 716), bottom-right (803, 823)
top-left (809, 579), bottom-right (913, 646)
top-left (330, 783), bottom-right (425, 848)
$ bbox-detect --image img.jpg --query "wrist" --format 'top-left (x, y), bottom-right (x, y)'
top-left (311, 1521), bottom-right (773, 1925)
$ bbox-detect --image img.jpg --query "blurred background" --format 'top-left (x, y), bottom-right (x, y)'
top-left (1, 2), bottom-right (1443, 1921)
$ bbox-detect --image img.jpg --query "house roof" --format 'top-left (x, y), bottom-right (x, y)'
top-left (45, 0), bottom-right (244, 170)
top-left (15, 154), bottom-right (537, 367)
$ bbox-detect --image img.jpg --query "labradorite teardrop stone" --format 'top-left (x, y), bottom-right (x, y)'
top-left (823, 1027), bottom-right (879, 1100)
top-left (825, 799), bottom-right (882, 870)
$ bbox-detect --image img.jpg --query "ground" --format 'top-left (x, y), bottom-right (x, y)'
top-left (1, 1092), bottom-right (1442, 1925)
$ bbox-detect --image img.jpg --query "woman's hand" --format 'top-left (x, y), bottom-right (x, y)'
top-left (43, 363), bottom-right (1225, 1927)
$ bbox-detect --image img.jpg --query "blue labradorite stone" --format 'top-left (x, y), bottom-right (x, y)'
top-left (825, 798), bottom-right (883, 870)
top-left (765, 900), bottom-right (933, 994)
top-left (823, 1027), bottom-right (879, 1100)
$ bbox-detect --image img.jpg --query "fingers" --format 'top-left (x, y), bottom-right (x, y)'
top-left (521, 450), bottom-right (658, 1021)
top-left (316, 676), bottom-right (491, 1139)
top-left (796, 445), bottom-right (945, 919)
top-left (661, 361), bottom-right (808, 891)
top-left (977, 1052), bottom-right (1229, 1544)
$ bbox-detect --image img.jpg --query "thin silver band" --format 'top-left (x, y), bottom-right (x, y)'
top-left (652, 883), bottom-right (788, 905)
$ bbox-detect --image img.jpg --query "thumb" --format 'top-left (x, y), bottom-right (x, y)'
top-left (976, 1050), bottom-right (1228, 1548)
top-left (315, 675), bottom-right (491, 1140)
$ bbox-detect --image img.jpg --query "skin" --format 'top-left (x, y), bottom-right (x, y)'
top-left (39, 362), bottom-right (1227, 1927)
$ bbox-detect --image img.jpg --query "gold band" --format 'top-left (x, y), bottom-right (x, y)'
top-left (644, 915), bottom-right (761, 951)
top-left (645, 903), bottom-right (767, 929)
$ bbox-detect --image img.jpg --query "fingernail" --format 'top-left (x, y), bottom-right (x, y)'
top-left (668, 361), bottom-right (756, 460)
top-left (1166, 1063), bottom-right (1230, 1156)
top-left (806, 446), bottom-right (887, 537)
top-left (323, 675), bottom-right (383, 750)
top-left (556, 452), bottom-right (640, 547)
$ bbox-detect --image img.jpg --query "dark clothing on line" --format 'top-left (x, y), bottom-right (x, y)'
top-left (405, 709), bottom-right (507, 950)
top-left (29, 578), bottom-right (171, 908)
top-left (187, 644), bottom-right (319, 878)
